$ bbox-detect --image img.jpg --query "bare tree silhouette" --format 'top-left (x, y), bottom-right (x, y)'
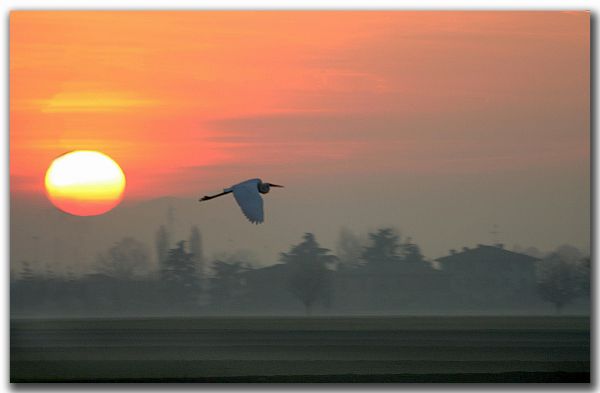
top-left (94, 237), bottom-right (150, 279)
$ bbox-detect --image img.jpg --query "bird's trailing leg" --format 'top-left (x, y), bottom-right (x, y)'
top-left (199, 190), bottom-right (232, 202)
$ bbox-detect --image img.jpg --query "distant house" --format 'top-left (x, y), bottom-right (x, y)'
top-left (435, 244), bottom-right (540, 308)
top-left (223, 244), bottom-right (544, 314)
top-left (240, 260), bottom-right (450, 314)
top-left (243, 264), bottom-right (289, 297)
top-left (239, 264), bottom-right (303, 313)
top-left (334, 258), bottom-right (448, 313)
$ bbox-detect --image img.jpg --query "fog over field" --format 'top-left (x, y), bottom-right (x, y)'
top-left (11, 166), bottom-right (590, 275)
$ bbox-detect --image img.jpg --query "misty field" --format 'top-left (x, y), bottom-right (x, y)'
top-left (11, 316), bottom-right (589, 383)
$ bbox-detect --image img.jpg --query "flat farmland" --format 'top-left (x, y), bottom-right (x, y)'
top-left (10, 316), bottom-right (590, 382)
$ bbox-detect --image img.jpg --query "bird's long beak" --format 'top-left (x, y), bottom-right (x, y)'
top-left (269, 183), bottom-right (284, 187)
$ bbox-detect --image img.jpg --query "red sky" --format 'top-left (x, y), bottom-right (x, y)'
top-left (10, 11), bottom-right (589, 201)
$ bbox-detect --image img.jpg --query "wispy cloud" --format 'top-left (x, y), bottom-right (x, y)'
top-left (39, 90), bottom-right (157, 113)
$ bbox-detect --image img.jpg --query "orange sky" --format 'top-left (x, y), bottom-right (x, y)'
top-left (10, 11), bottom-right (589, 201)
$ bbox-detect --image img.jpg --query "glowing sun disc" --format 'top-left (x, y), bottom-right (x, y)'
top-left (45, 150), bottom-right (126, 216)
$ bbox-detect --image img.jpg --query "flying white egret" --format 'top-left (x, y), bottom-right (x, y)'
top-left (199, 178), bottom-right (283, 224)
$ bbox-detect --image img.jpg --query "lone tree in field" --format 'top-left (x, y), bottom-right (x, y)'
top-left (281, 233), bottom-right (336, 315)
top-left (537, 253), bottom-right (581, 314)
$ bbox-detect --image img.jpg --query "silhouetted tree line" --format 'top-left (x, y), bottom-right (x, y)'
top-left (10, 225), bottom-right (591, 318)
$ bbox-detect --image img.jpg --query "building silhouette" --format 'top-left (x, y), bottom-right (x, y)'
top-left (435, 244), bottom-right (540, 310)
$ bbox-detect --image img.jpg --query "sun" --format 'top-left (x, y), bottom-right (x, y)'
top-left (44, 150), bottom-right (126, 216)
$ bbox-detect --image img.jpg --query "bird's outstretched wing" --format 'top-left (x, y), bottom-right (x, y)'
top-left (232, 180), bottom-right (264, 224)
